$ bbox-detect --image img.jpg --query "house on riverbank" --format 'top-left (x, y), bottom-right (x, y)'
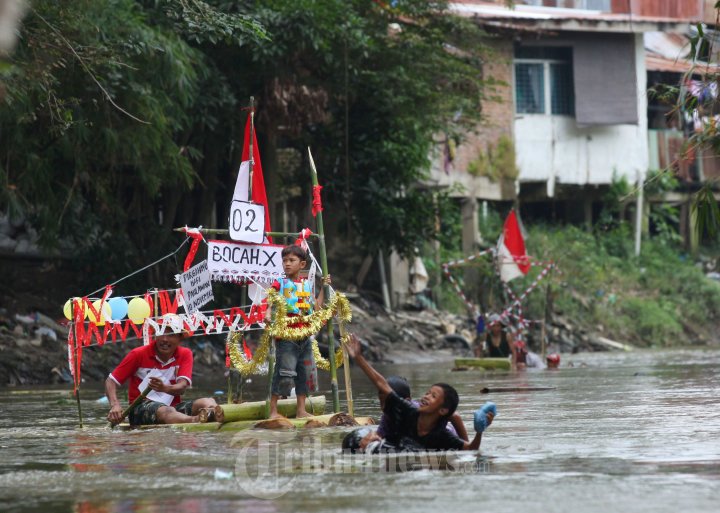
top-left (387, 0), bottom-right (716, 307)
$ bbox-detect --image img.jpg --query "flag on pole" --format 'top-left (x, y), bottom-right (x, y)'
top-left (232, 112), bottom-right (272, 241)
top-left (497, 209), bottom-right (530, 282)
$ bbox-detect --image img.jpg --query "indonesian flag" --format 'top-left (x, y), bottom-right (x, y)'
top-left (497, 209), bottom-right (530, 282)
top-left (232, 112), bottom-right (272, 242)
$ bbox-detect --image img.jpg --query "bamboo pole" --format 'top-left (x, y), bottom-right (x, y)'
top-left (173, 227), bottom-right (319, 239)
top-left (541, 267), bottom-right (553, 359)
top-left (308, 148), bottom-right (340, 413)
top-left (264, 337), bottom-right (276, 419)
top-left (107, 386), bottom-right (151, 429)
top-left (217, 396), bottom-right (325, 423)
top-left (72, 302), bottom-right (83, 428)
top-left (248, 96), bottom-right (255, 198)
top-left (338, 324), bottom-right (353, 417)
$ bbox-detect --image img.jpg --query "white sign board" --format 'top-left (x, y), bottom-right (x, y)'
top-left (180, 259), bottom-right (214, 313)
top-left (208, 240), bottom-right (284, 284)
top-left (229, 200), bottom-right (265, 243)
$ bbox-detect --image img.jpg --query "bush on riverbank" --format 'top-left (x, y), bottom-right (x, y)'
top-left (528, 225), bottom-right (720, 346)
top-left (432, 211), bottom-right (720, 347)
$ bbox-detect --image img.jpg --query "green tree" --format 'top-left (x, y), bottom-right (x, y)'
top-left (1, 0), bottom-right (490, 282)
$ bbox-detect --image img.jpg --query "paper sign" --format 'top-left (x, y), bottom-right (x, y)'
top-left (208, 240), bottom-right (284, 284)
top-left (180, 259), bottom-right (214, 313)
top-left (138, 369), bottom-right (174, 406)
top-left (229, 200), bottom-right (265, 243)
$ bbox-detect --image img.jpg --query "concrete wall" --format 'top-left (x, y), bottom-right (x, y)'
top-left (515, 32), bottom-right (648, 196)
top-left (426, 39), bottom-right (516, 200)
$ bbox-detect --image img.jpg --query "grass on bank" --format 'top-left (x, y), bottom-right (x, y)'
top-left (427, 216), bottom-right (720, 347)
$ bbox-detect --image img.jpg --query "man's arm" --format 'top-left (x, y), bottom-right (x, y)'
top-left (106, 377), bottom-right (124, 424)
top-left (344, 333), bottom-right (392, 399)
top-left (148, 377), bottom-right (190, 395)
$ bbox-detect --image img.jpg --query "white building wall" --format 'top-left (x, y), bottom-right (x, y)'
top-left (515, 33), bottom-right (648, 195)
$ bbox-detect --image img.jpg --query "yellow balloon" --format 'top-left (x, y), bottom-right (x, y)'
top-left (127, 297), bottom-right (152, 324)
top-left (63, 298), bottom-right (87, 320)
top-left (88, 299), bottom-right (112, 326)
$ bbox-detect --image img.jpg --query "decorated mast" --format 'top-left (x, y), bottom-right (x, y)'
top-left (308, 148), bottom-right (340, 412)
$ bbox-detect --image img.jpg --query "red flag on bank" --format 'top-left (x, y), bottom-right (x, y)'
top-left (497, 209), bottom-right (530, 282)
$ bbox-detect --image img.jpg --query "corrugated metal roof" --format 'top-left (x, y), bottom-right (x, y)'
top-left (644, 32), bottom-right (719, 73)
top-left (450, 1), bottom-right (693, 32)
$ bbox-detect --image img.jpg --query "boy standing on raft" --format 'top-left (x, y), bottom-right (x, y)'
top-left (265, 244), bottom-right (330, 419)
top-left (344, 333), bottom-right (496, 452)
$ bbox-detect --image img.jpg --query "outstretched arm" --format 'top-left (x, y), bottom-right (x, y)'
top-left (450, 412), bottom-right (469, 442)
top-left (344, 333), bottom-right (392, 400)
top-left (463, 408), bottom-right (495, 450)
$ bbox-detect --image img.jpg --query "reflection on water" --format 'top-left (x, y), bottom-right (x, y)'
top-left (0, 348), bottom-right (718, 513)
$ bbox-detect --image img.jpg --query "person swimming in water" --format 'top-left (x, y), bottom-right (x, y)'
top-left (343, 333), bottom-right (496, 453)
top-left (359, 375), bottom-right (469, 450)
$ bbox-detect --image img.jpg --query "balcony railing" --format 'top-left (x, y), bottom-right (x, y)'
top-left (516, 0), bottom-right (611, 11)
top-left (648, 129), bottom-right (720, 183)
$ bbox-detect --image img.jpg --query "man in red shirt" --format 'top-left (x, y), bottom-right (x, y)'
top-left (105, 319), bottom-right (217, 425)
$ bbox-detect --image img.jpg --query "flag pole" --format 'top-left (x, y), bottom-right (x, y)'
top-left (248, 96), bottom-right (255, 198)
top-left (72, 301), bottom-right (84, 428)
top-left (308, 148), bottom-right (340, 413)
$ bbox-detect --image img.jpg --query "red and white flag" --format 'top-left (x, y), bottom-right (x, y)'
top-left (497, 209), bottom-right (530, 282)
top-left (232, 112), bottom-right (273, 241)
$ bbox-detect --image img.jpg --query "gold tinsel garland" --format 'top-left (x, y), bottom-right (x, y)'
top-left (227, 289), bottom-right (352, 374)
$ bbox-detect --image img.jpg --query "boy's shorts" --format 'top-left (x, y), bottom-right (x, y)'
top-left (129, 400), bottom-right (194, 425)
top-left (272, 338), bottom-right (318, 397)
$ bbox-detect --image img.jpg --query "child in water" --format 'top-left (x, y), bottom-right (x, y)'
top-left (344, 333), bottom-right (496, 453)
top-left (372, 375), bottom-right (468, 441)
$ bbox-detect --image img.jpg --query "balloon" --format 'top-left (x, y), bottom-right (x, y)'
top-left (108, 297), bottom-right (129, 320)
top-left (127, 297), bottom-right (152, 324)
top-left (88, 299), bottom-right (112, 326)
top-left (63, 298), bottom-right (87, 320)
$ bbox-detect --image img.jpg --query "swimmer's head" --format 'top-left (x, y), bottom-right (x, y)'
top-left (387, 376), bottom-right (411, 399)
top-left (418, 383), bottom-right (458, 419)
top-left (546, 353), bottom-right (560, 369)
top-left (380, 376), bottom-right (411, 409)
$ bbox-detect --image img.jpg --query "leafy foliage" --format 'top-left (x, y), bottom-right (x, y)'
top-left (0, 0), bottom-right (264, 275)
top-left (525, 223), bottom-right (720, 346)
top-left (1, 0), bottom-right (489, 282)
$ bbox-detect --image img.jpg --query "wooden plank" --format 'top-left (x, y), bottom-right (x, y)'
top-left (454, 357), bottom-right (511, 370)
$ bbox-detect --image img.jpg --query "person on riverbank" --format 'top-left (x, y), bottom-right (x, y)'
top-left (344, 333), bottom-right (496, 452)
top-left (481, 314), bottom-right (518, 364)
top-left (265, 244), bottom-right (330, 419)
top-left (515, 341), bottom-right (545, 369)
top-left (105, 316), bottom-right (217, 425)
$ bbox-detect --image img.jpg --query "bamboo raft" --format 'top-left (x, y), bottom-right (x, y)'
top-left (454, 357), bottom-right (511, 371)
top-left (115, 396), bottom-right (375, 432)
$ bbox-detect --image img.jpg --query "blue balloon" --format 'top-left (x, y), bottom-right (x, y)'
top-left (108, 297), bottom-right (129, 320)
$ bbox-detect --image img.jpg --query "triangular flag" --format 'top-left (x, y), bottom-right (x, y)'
top-left (242, 337), bottom-right (253, 360)
top-left (233, 112), bottom-right (273, 242)
top-left (497, 209), bottom-right (530, 282)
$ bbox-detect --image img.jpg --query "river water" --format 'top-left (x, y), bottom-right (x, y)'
top-left (0, 348), bottom-right (718, 513)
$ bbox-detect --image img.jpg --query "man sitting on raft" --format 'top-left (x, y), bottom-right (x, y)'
top-left (105, 314), bottom-right (217, 426)
top-left (343, 333), bottom-right (496, 452)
